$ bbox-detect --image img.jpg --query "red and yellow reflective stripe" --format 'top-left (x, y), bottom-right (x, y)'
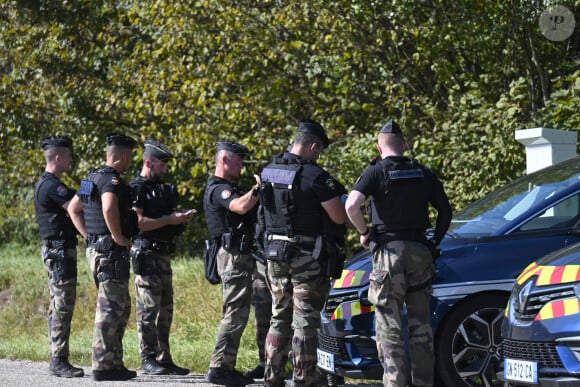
top-left (517, 263), bottom-right (580, 286)
top-left (332, 301), bottom-right (374, 321)
top-left (562, 265), bottom-right (580, 283)
top-left (535, 298), bottom-right (580, 321)
top-left (333, 270), bottom-right (371, 289)
top-left (517, 262), bottom-right (542, 285)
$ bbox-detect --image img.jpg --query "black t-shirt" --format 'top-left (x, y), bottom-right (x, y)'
top-left (130, 176), bottom-right (181, 241)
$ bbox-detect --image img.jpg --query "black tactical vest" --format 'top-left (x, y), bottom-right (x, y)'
top-left (130, 176), bottom-right (183, 241)
top-left (34, 173), bottom-right (76, 240)
top-left (203, 176), bottom-right (255, 240)
top-left (78, 165), bottom-right (132, 236)
top-left (370, 157), bottom-right (431, 232)
top-left (260, 157), bottom-right (323, 237)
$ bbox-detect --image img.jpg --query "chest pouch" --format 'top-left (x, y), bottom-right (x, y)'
top-left (78, 179), bottom-right (94, 201)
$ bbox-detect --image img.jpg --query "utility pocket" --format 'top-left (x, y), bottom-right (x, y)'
top-left (204, 240), bottom-right (221, 285)
top-left (265, 240), bottom-right (299, 262)
top-left (368, 270), bottom-right (390, 307)
top-left (265, 240), bottom-right (288, 262)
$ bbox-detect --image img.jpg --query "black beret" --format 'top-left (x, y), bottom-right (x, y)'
top-left (379, 119), bottom-right (402, 135)
top-left (298, 118), bottom-right (330, 148)
top-left (217, 140), bottom-right (250, 158)
top-left (106, 133), bottom-right (137, 149)
top-left (144, 139), bottom-right (173, 162)
top-left (41, 136), bottom-right (73, 150)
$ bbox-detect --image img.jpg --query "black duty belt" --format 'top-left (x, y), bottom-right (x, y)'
top-left (43, 239), bottom-right (76, 248)
top-left (86, 234), bottom-right (106, 244)
top-left (267, 234), bottom-right (316, 244)
top-left (134, 238), bottom-right (175, 254)
top-left (375, 231), bottom-right (426, 244)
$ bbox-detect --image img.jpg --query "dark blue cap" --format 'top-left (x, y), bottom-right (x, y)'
top-left (41, 136), bottom-right (73, 150)
top-left (217, 141), bottom-right (249, 158)
top-left (298, 119), bottom-right (330, 148)
top-left (106, 133), bottom-right (137, 149)
top-left (379, 119), bottom-right (402, 134)
top-left (144, 139), bottom-right (173, 162)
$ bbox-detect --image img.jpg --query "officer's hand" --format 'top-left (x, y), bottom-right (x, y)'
top-left (113, 235), bottom-right (130, 248)
top-left (174, 209), bottom-right (195, 224)
top-left (360, 233), bottom-right (370, 249)
top-left (253, 173), bottom-right (262, 185)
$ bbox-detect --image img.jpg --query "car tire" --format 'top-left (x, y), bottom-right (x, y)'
top-left (435, 292), bottom-right (509, 387)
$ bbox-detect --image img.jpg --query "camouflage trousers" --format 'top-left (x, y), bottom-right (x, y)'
top-left (369, 240), bottom-right (435, 387)
top-left (252, 260), bottom-right (272, 364)
top-left (43, 247), bottom-right (78, 358)
top-left (134, 251), bottom-right (174, 362)
top-left (265, 252), bottom-right (330, 387)
top-left (86, 247), bottom-right (132, 371)
top-left (209, 246), bottom-right (254, 370)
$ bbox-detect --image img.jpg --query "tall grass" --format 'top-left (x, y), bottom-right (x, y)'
top-left (0, 242), bottom-right (260, 372)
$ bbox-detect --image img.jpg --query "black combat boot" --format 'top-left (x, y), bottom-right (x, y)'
top-left (244, 363), bottom-right (265, 379)
top-left (141, 357), bottom-right (170, 375)
top-left (92, 366), bottom-right (137, 381)
top-left (160, 360), bottom-right (190, 375)
top-left (207, 367), bottom-right (255, 386)
top-left (49, 357), bottom-right (84, 378)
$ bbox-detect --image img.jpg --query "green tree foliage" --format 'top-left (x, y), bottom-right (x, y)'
top-left (0, 0), bottom-right (578, 250)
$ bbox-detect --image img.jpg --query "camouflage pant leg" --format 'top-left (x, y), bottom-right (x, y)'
top-left (87, 248), bottom-right (132, 371)
top-left (252, 260), bottom-right (272, 363)
top-left (403, 241), bottom-right (434, 387)
top-left (45, 247), bottom-right (78, 358)
top-left (210, 247), bottom-right (254, 370)
top-left (370, 241), bottom-right (434, 387)
top-left (135, 253), bottom-right (174, 362)
top-left (405, 284), bottom-right (434, 386)
top-left (264, 333), bottom-right (290, 387)
top-left (156, 269), bottom-right (174, 363)
top-left (265, 253), bottom-right (329, 387)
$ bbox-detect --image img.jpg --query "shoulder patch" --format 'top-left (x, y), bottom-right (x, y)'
top-left (325, 178), bottom-right (337, 190)
top-left (56, 185), bottom-right (68, 196)
top-left (111, 176), bottom-right (120, 185)
top-left (221, 189), bottom-right (232, 200)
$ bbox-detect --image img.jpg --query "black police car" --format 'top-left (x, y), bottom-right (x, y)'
top-left (317, 156), bottom-right (580, 387)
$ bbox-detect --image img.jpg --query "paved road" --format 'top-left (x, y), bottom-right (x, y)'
top-left (0, 359), bottom-right (381, 386)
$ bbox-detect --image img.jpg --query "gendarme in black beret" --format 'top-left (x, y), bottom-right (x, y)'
top-left (298, 118), bottom-right (330, 148)
top-left (106, 133), bottom-right (137, 149)
top-left (41, 136), bottom-right (73, 150)
top-left (144, 139), bottom-right (173, 162)
top-left (379, 119), bottom-right (402, 135)
top-left (217, 140), bottom-right (250, 158)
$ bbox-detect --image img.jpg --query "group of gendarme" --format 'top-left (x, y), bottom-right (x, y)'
top-left (34, 118), bottom-right (452, 387)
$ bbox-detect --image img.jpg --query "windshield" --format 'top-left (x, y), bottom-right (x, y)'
top-left (449, 157), bottom-right (580, 237)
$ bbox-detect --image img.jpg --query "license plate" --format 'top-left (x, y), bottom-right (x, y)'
top-left (316, 348), bottom-right (335, 372)
top-left (504, 358), bottom-right (538, 384)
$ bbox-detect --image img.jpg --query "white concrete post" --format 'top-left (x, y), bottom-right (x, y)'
top-left (515, 128), bottom-right (577, 174)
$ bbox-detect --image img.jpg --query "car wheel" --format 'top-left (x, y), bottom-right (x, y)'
top-left (435, 293), bottom-right (508, 387)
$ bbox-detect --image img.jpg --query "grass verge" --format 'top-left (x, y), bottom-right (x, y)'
top-left (0, 242), bottom-right (259, 372)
